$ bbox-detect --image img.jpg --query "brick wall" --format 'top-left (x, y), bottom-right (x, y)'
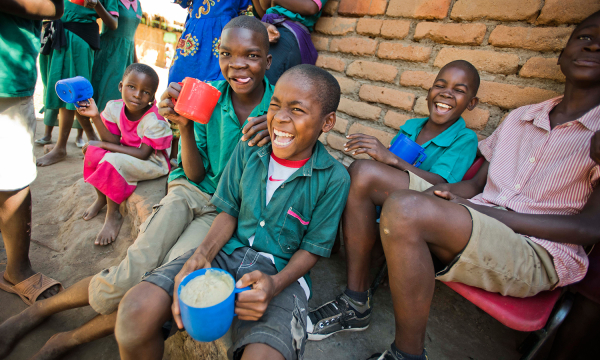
top-left (313, 0), bottom-right (600, 166)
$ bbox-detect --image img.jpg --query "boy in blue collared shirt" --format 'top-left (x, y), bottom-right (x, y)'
top-left (308, 60), bottom-right (480, 341)
top-left (115, 65), bottom-right (350, 360)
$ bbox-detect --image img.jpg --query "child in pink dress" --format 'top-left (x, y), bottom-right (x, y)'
top-left (77, 64), bottom-right (172, 246)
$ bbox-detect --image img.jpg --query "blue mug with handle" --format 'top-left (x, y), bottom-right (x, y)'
top-left (178, 268), bottom-right (251, 342)
top-left (55, 76), bottom-right (94, 108)
top-left (389, 133), bottom-right (427, 167)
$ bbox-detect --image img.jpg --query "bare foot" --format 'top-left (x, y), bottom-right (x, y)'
top-left (43, 144), bottom-right (54, 154)
top-left (30, 332), bottom-right (75, 360)
top-left (37, 147), bottom-right (66, 166)
top-left (82, 197), bottom-right (107, 221)
top-left (0, 304), bottom-right (47, 358)
top-left (96, 211), bottom-right (123, 246)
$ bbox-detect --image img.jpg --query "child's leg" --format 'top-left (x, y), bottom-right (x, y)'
top-left (75, 129), bottom-right (84, 146)
top-left (115, 282), bottom-right (174, 360)
top-left (0, 276), bottom-right (93, 358)
top-left (82, 187), bottom-right (107, 221)
top-left (36, 125), bottom-right (53, 143)
top-left (96, 197), bottom-right (123, 246)
top-left (36, 108), bottom-right (75, 166)
top-left (30, 312), bottom-right (117, 360)
top-left (241, 344), bottom-right (285, 360)
top-left (75, 113), bottom-right (98, 142)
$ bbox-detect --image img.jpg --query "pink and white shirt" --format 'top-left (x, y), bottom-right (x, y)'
top-left (471, 96), bottom-right (600, 287)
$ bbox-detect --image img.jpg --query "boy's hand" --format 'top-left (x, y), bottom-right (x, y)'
top-left (590, 131), bottom-right (600, 165)
top-left (84, 0), bottom-right (98, 9)
top-left (433, 190), bottom-right (472, 206)
top-left (75, 98), bottom-right (99, 118)
top-left (261, 22), bottom-right (280, 43)
top-left (172, 252), bottom-right (212, 329)
top-left (345, 133), bottom-right (396, 164)
top-left (242, 115), bottom-right (270, 147)
top-left (159, 82), bottom-right (191, 127)
top-left (234, 270), bottom-right (276, 321)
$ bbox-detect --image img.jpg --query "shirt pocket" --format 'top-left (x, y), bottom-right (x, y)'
top-left (277, 207), bottom-right (310, 254)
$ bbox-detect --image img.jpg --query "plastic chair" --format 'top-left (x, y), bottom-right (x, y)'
top-left (370, 157), bottom-right (573, 360)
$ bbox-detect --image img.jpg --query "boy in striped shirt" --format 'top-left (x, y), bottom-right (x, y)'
top-left (367, 11), bottom-right (600, 360)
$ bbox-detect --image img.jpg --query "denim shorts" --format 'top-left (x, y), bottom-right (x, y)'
top-left (143, 247), bottom-right (308, 360)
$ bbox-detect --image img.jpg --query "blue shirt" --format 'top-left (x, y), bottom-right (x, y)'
top-left (391, 117), bottom-right (478, 183)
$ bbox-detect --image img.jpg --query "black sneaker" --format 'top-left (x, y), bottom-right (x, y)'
top-left (307, 291), bottom-right (372, 341)
top-left (367, 351), bottom-right (397, 360)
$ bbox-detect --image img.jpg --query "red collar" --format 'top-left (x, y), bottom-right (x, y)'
top-left (270, 153), bottom-right (309, 168)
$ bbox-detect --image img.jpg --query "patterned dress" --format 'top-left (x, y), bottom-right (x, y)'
top-left (84, 100), bottom-right (172, 204)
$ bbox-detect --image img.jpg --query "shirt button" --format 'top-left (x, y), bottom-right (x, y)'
top-left (515, 184), bottom-right (521, 190)
top-left (260, 220), bottom-right (265, 227)
top-left (566, 123), bottom-right (573, 127)
top-left (500, 196), bottom-right (507, 201)
top-left (529, 157), bottom-right (535, 163)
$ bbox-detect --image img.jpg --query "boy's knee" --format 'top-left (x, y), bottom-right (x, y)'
top-left (348, 160), bottom-right (378, 191)
top-left (115, 285), bottom-right (163, 348)
top-left (380, 190), bottom-right (432, 232)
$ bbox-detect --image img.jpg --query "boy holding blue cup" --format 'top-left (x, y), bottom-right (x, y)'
top-left (308, 60), bottom-right (480, 342)
top-left (114, 65), bottom-right (350, 360)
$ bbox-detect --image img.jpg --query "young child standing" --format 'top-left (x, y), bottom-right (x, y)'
top-left (309, 60), bottom-right (480, 340)
top-left (76, 63), bottom-right (172, 246)
top-left (114, 64), bottom-right (350, 360)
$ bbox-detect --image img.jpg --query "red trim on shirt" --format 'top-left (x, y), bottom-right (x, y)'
top-left (270, 154), bottom-right (309, 168)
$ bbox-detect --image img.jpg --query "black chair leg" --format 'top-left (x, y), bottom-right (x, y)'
top-left (519, 292), bottom-right (575, 360)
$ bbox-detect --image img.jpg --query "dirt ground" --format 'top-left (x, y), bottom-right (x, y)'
top-left (0, 64), bottom-right (542, 360)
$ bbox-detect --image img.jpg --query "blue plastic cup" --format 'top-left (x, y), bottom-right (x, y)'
top-left (178, 268), bottom-right (250, 342)
top-left (389, 133), bottom-right (427, 167)
top-left (55, 76), bottom-right (94, 108)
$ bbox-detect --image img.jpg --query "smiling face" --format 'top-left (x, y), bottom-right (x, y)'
top-left (427, 66), bottom-right (478, 126)
top-left (118, 71), bottom-right (156, 118)
top-left (219, 28), bottom-right (271, 95)
top-left (559, 14), bottom-right (600, 85)
top-left (267, 74), bottom-right (335, 161)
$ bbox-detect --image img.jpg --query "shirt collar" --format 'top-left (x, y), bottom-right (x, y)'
top-left (120, 0), bottom-right (138, 12)
top-left (257, 140), bottom-right (335, 176)
top-left (401, 116), bottom-right (467, 147)
top-left (521, 95), bottom-right (600, 132)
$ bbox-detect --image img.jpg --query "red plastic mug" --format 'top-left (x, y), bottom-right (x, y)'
top-left (70, 0), bottom-right (85, 6)
top-left (173, 77), bottom-right (222, 124)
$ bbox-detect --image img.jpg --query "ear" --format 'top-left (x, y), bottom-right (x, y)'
top-left (118, 81), bottom-right (123, 92)
top-left (426, 87), bottom-right (432, 100)
top-left (321, 112), bottom-right (336, 133)
top-left (557, 50), bottom-right (564, 65)
top-left (265, 54), bottom-right (272, 71)
top-left (466, 96), bottom-right (479, 111)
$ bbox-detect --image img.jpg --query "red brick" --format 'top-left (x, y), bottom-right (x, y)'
top-left (327, 132), bottom-right (347, 152)
top-left (348, 123), bottom-right (395, 147)
top-left (380, 20), bottom-right (411, 39)
top-left (311, 35), bottom-right (329, 51)
top-left (347, 61), bottom-right (398, 83)
top-left (338, 98), bottom-right (382, 120)
top-left (434, 48), bottom-right (519, 75)
top-left (322, 1), bottom-right (339, 16)
top-left (333, 75), bottom-right (360, 94)
top-left (316, 56), bottom-right (346, 72)
top-left (451, 0), bottom-right (541, 21)
top-left (357, 19), bottom-right (383, 36)
top-left (537, 0), bottom-right (600, 25)
top-left (315, 17), bottom-right (356, 35)
top-left (414, 22), bottom-right (487, 45)
top-left (377, 42), bottom-right (432, 63)
top-left (413, 97), bottom-right (429, 115)
top-left (478, 81), bottom-right (560, 109)
top-left (519, 57), bottom-right (565, 82)
top-left (384, 111), bottom-right (411, 129)
top-left (399, 71), bottom-right (436, 89)
top-left (331, 37), bottom-right (378, 56)
top-left (489, 25), bottom-right (572, 52)
top-left (387, 0), bottom-right (451, 19)
top-left (339, 0), bottom-right (387, 16)
top-left (359, 85), bottom-right (415, 111)
top-left (333, 117), bottom-right (349, 134)
top-left (411, 97), bottom-right (491, 130)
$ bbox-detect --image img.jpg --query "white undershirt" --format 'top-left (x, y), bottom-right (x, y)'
top-left (247, 154), bottom-right (310, 300)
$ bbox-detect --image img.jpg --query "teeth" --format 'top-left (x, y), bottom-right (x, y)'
top-left (274, 129), bottom-right (294, 138)
top-left (273, 137), bottom-right (293, 146)
top-left (436, 103), bottom-right (452, 109)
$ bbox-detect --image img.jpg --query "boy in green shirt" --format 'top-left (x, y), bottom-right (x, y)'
top-left (308, 60), bottom-right (480, 341)
top-left (114, 65), bottom-right (350, 360)
top-left (0, 15), bottom-right (274, 359)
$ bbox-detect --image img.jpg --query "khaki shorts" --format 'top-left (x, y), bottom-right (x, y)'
top-left (0, 96), bottom-right (37, 190)
top-left (435, 205), bottom-right (559, 297)
top-left (407, 171), bottom-right (433, 192)
top-left (88, 178), bottom-right (217, 314)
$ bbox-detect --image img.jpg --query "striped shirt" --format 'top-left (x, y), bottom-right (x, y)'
top-left (470, 96), bottom-right (600, 287)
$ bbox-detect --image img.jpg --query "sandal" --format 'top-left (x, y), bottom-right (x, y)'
top-left (0, 271), bottom-right (64, 305)
top-left (34, 138), bottom-right (52, 145)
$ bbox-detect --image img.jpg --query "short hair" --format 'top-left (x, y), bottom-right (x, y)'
top-left (222, 15), bottom-right (269, 51)
top-left (281, 64), bottom-right (341, 116)
top-left (123, 63), bottom-right (159, 92)
top-left (439, 60), bottom-right (480, 95)
top-left (570, 10), bottom-right (600, 39)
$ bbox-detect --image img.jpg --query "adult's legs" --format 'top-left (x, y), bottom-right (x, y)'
top-left (379, 190), bottom-right (472, 355)
top-left (115, 282), bottom-right (174, 360)
top-left (96, 197), bottom-right (123, 246)
top-left (36, 108), bottom-right (75, 166)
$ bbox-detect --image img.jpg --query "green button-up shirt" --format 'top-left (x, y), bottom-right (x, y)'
top-left (168, 77), bottom-right (274, 195)
top-left (211, 139), bottom-right (350, 294)
top-left (391, 117), bottom-right (478, 183)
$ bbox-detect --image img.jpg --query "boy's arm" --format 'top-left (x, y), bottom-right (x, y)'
top-left (235, 250), bottom-right (319, 320)
top-left (171, 212), bottom-right (238, 329)
top-left (2, 0), bottom-right (64, 20)
top-left (268, 0), bottom-right (320, 16)
top-left (425, 160), bottom-right (489, 199)
top-left (434, 183), bottom-right (600, 246)
top-left (252, 0), bottom-right (266, 18)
